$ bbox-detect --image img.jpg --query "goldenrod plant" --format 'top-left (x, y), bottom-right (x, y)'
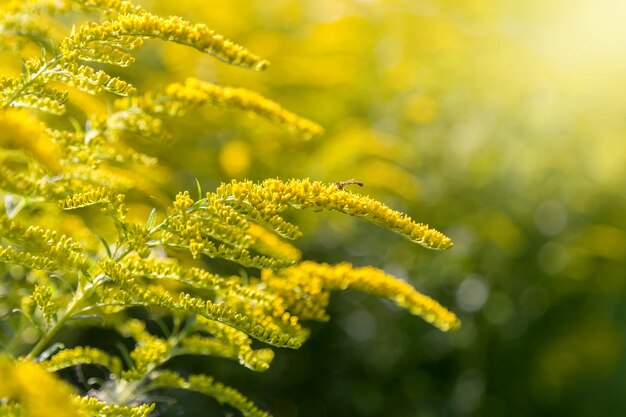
top-left (0, 1), bottom-right (458, 416)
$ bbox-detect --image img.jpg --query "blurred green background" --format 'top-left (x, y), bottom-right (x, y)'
top-left (97, 0), bottom-right (626, 415)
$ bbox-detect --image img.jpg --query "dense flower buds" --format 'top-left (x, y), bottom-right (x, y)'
top-left (216, 178), bottom-right (453, 250)
top-left (0, 2), bottom-right (460, 417)
top-left (116, 78), bottom-right (323, 139)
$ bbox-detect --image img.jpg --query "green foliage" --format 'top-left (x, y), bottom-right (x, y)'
top-left (0, 1), bottom-right (459, 416)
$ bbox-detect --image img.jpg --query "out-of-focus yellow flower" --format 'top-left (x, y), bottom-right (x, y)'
top-left (247, 222), bottom-right (302, 263)
top-left (0, 357), bottom-right (84, 417)
top-left (404, 94), bottom-right (438, 125)
top-left (219, 140), bottom-right (251, 178)
top-left (0, 111), bottom-right (61, 172)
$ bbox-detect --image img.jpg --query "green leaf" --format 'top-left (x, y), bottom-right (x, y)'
top-left (195, 178), bottom-right (203, 201)
top-left (97, 235), bottom-right (112, 258)
top-left (146, 208), bottom-right (158, 229)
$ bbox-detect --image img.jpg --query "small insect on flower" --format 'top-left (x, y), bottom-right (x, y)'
top-left (332, 179), bottom-right (364, 190)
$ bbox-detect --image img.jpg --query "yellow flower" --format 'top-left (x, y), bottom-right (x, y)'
top-left (217, 179), bottom-right (453, 250)
top-left (263, 261), bottom-right (461, 331)
top-left (0, 357), bottom-right (84, 417)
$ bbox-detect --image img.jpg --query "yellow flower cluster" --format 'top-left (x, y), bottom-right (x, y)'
top-left (149, 370), bottom-right (271, 417)
top-left (260, 267), bottom-right (331, 322)
top-left (10, 89), bottom-right (68, 115)
top-left (150, 177), bottom-right (450, 273)
top-left (47, 125), bottom-right (156, 172)
top-left (59, 185), bottom-right (120, 208)
top-left (123, 224), bottom-right (151, 258)
top-left (168, 191), bottom-right (253, 251)
top-left (0, 166), bottom-right (45, 198)
top-left (0, 216), bottom-right (88, 271)
top-left (46, 129), bottom-right (91, 166)
top-left (1, 3), bottom-right (462, 416)
top-left (0, 0), bottom-right (70, 50)
top-left (97, 261), bottom-right (304, 348)
top-left (1, 0), bottom-right (72, 16)
top-left (225, 280), bottom-right (286, 316)
top-left (64, 164), bottom-right (157, 197)
top-left (78, 0), bottom-right (144, 15)
top-left (180, 317), bottom-right (275, 372)
top-left (121, 255), bottom-right (225, 290)
top-left (118, 254), bottom-right (302, 349)
top-left (2, 0), bottom-right (271, 123)
top-left (116, 317), bottom-right (152, 342)
top-left (264, 261), bottom-right (460, 331)
top-left (0, 148), bottom-right (70, 199)
top-left (122, 334), bottom-right (171, 381)
top-left (116, 78), bottom-right (323, 138)
top-left (1, 62), bottom-right (68, 114)
top-left (187, 374), bottom-right (272, 417)
top-left (42, 346), bottom-right (123, 375)
top-left (105, 108), bottom-right (170, 143)
top-left (98, 258), bottom-right (138, 291)
top-left (31, 284), bottom-right (56, 323)
top-left (76, 396), bottom-right (154, 417)
top-left (0, 357), bottom-right (84, 417)
top-left (219, 286), bottom-right (305, 346)
top-left (59, 186), bottom-right (128, 221)
top-left (160, 191), bottom-right (294, 268)
top-left (247, 222), bottom-right (302, 262)
top-left (0, 112), bottom-right (60, 171)
top-left (0, 245), bottom-right (58, 271)
top-left (52, 63), bottom-right (136, 96)
top-left (64, 12), bottom-right (269, 70)
top-left (216, 178), bottom-right (454, 250)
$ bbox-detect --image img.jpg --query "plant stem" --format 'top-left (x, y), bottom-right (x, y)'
top-left (25, 291), bottom-right (82, 360)
top-left (116, 322), bottom-right (191, 402)
top-left (2, 55), bottom-right (64, 109)
top-left (24, 275), bottom-right (101, 361)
